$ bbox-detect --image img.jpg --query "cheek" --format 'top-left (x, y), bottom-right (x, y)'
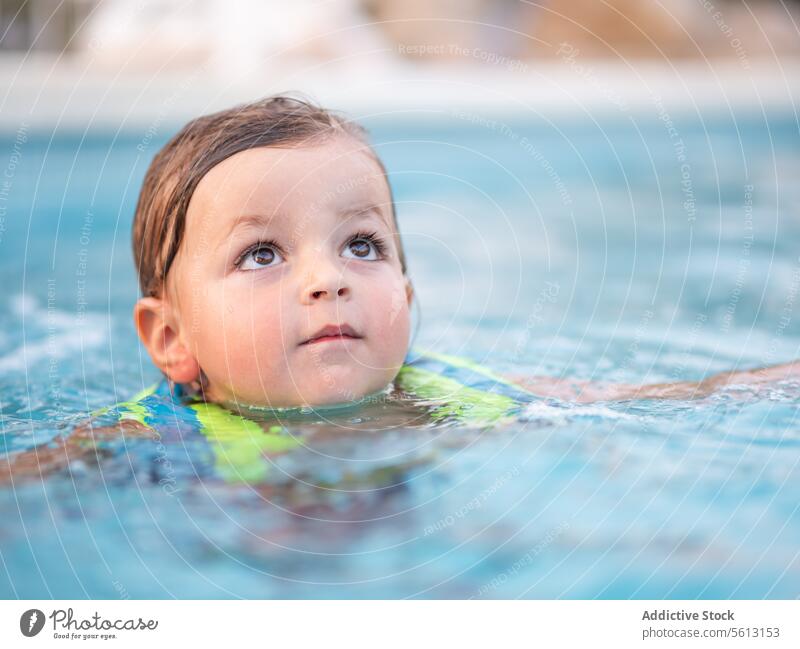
top-left (192, 284), bottom-right (289, 375)
top-left (366, 280), bottom-right (411, 347)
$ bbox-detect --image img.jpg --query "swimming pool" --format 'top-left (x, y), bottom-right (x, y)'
top-left (1, 110), bottom-right (799, 598)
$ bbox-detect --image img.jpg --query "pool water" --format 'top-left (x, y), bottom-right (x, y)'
top-left (1, 111), bottom-right (799, 598)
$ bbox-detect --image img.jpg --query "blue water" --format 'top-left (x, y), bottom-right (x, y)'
top-left (1, 110), bottom-right (799, 598)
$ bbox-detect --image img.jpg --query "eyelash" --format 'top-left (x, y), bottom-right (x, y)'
top-left (350, 230), bottom-right (387, 257)
top-left (233, 231), bottom-right (388, 269)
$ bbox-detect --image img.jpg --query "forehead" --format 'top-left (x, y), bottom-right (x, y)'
top-left (187, 137), bottom-right (390, 225)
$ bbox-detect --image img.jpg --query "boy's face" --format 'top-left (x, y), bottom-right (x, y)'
top-left (163, 137), bottom-right (412, 408)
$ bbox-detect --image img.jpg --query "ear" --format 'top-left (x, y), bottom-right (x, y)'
top-left (405, 277), bottom-right (414, 306)
top-left (133, 296), bottom-right (200, 384)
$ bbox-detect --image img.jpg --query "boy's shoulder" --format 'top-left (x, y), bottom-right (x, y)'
top-left (95, 379), bottom-right (285, 440)
top-left (398, 348), bottom-right (542, 425)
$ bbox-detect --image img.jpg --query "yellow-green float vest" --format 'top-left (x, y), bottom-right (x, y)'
top-left (97, 348), bottom-right (540, 485)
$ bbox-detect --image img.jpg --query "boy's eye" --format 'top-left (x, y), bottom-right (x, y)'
top-left (238, 244), bottom-right (284, 270)
top-left (342, 233), bottom-right (385, 261)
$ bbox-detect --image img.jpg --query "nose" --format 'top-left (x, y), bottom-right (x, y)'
top-left (300, 256), bottom-right (352, 304)
top-left (309, 285), bottom-right (349, 301)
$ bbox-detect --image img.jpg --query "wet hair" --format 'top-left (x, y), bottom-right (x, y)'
top-left (132, 93), bottom-right (405, 298)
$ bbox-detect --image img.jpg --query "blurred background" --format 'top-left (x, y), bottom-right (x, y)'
top-left (0, 0), bottom-right (798, 126)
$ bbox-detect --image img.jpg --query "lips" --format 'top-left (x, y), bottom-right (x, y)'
top-left (301, 323), bottom-right (362, 345)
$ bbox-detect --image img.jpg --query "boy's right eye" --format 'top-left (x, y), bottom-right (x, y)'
top-left (236, 243), bottom-right (284, 271)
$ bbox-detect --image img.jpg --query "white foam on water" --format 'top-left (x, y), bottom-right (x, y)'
top-left (0, 293), bottom-right (107, 372)
top-left (519, 398), bottom-right (639, 423)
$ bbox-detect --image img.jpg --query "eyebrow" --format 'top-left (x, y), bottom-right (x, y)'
top-left (224, 203), bottom-right (390, 240)
top-left (339, 203), bottom-right (389, 224)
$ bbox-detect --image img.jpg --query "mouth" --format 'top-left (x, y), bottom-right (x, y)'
top-left (300, 323), bottom-right (363, 346)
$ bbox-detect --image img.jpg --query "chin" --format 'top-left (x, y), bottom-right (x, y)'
top-left (299, 366), bottom-right (390, 406)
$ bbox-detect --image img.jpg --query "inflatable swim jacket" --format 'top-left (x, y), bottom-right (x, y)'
top-left (94, 348), bottom-right (541, 484)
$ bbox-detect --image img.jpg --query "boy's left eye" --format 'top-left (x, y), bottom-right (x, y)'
top-left (342, 233), bottom-right (385, 261)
